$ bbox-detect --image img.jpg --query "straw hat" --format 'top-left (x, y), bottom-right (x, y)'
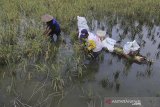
top-left (41, 14), bottom-right (53, 22)
top-left (96, 30), bottom-right (106, 37)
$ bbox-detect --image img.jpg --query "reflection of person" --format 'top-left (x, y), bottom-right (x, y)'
top-left (41, 14), bottom-right (61, 42)
top-left (80, 29), bottom-right (103, 59)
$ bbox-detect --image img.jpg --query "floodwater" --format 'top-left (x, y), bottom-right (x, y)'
top-left (0, 17), bottom-right (160, 107)
top-left (60, 18), bottom-right (160, 107)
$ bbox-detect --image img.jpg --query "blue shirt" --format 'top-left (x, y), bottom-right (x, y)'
top-left (47, 19), bottom-right (61, 36)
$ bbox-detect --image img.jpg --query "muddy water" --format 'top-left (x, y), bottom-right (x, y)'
top-left (1, 18), bottom-right (160, 107)
top-left (60, 19), bottom-right (160, 107)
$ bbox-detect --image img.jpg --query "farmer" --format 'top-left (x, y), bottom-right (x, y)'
top-left (41, 14), bottom-right (61, 42)
top-left (79, 29), bottom-right (104, 59)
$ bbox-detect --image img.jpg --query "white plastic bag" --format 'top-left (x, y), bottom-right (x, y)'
top-left (77, 16), bottom-right (89, 38)
top-left (123, 40), bottom-right (140, 54)
top-left (102, 37), bottom-right (116, 52)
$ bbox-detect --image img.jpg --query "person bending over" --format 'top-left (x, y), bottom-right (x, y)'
top-left (79, 29), bottom-right (103, 59)
top-left (41, 14), bottom-right (61, 42)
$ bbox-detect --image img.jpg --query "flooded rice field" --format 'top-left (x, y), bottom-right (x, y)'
top-left (60, 18), bottom-right (160, 107)
top-left (0, 17), bottom-right (160, 107)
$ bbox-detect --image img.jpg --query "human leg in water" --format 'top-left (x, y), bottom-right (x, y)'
top-left (87, 51), bottom-right (101, 60)
top-left (50, 34), bottom-right (61, 43)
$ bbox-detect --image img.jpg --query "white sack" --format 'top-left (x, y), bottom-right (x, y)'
top-left (77, 16), bottom-right (89, 38)
top-left (102, 37), bottom-right (116, 52)
top-left (123, 40), bottom-right (140, 54)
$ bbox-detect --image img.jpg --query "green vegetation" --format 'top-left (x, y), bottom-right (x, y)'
top-left (0, 0), bottom-right (160, 106)
top-left (1, 0), bottom-right (160, 64)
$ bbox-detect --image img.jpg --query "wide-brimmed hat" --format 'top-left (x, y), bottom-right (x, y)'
top-left (41, 14), bottom-right (53, 22)
top-left (96, 30), bottom-right (106, 37)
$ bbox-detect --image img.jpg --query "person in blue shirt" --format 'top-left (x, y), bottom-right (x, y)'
top-left (42, 14), bottom-right (61, 42)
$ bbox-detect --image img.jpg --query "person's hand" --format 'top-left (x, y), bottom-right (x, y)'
top-left (43, 29), bottom-right (51, 36)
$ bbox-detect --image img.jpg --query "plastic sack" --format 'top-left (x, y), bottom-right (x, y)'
top-left (102, 37), bottom-right (116, 52)
top-left (77, 16), bottom-right (89, 38)
top-left (123, 40), bottom-right (140, 54)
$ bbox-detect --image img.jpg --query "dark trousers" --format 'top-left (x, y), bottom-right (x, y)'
top-left (50, 31), bottom-right (61, 43)
top-left (88, 51), bottom-right (101, 59)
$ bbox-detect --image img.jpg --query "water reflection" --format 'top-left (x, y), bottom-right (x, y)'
top-left (91, 16), bottom-right (160, 97)
top-left (136, 65), bottom-right (152, 78)
top-left (156, 51), bottom-right (160, 59)
top-left (158, 43), bottom-right (160, 49)
top-left (123, 61), bottom-right (132, 76)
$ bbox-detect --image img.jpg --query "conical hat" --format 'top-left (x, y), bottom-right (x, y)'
top-left (96, 30), bottom-right (106, 37)
top-left (41, 14), bottom-right (53, 22)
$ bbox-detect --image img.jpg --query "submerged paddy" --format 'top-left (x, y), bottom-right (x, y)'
top-left (1, 0), bottom-right (160, 107)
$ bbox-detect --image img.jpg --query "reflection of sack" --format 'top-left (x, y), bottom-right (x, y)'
top-left (77, 16), bottom-right (89, 38)
top-left (123, 40), bottom-right (140, 54)
top-left (102, 37), bottom-right (116, 52)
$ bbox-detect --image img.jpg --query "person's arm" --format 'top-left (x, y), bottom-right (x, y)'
top-left (43, 26), bottom-right (51, 36)
top-left (45, 28), bottom-right (52, 36)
